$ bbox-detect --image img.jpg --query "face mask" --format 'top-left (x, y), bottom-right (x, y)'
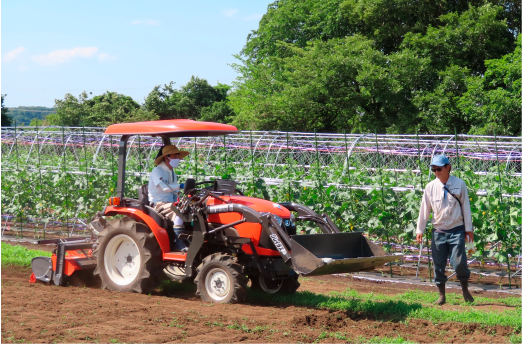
top-left (168, 157), bottom-right (179, 168)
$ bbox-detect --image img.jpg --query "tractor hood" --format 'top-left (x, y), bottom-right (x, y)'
top-left (215, 196), bottom-right (291, 218)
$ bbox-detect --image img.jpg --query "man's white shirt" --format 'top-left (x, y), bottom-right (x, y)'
top-left (148, 162), bottom-right (180, 204)
top-left (416, 175), bottom-right (473, 234)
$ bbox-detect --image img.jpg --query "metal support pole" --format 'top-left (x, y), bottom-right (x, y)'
top-left (194, 137), bottom-right (198, 180)
top-left (286, 131), bottom-right (291, 202)
top-left (345, 130), bottom-right (354, 229)
top-left (223, 135), bottom-right (227, 173)
top-left (454, 127), bottom-right (460, 175)
top-left (314, 130), bottom-right (320, 187)
top-left (14, 120), bottom-right (19, 169)
top-left (416, 130), bottom-right (424, 189)
top-left (415, 242), bottom-right (423, 278)
top-left (250, 131), bottom-right (255, 194)
top-left (493, 130), bottom-right (510, 288)
top-left (375, 130), bottom-right (392, 276)
top-left (82, 124), bottom-right (88, 226)
top-left (62, 126), bottom-right (69, 237)
top-left (110, 135), bottom-right (115, 194)
top-left (36, 124), bottom-right (43, 235)
top-left (138, 135), bottom-right (142, 184)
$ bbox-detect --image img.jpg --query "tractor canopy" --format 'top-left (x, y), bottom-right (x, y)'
top-left (105, 119), bottom-right (239, 200)
top-left (104, 119), bottom-right (238, 137)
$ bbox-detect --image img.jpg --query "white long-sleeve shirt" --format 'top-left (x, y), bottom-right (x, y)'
top-left (148, 162), bottom-right (180, 204)
top-left (416, 175), bottom-right (473, 234)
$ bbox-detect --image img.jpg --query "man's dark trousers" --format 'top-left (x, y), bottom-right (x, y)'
top-left (431, 229), bottom-right (470, 285)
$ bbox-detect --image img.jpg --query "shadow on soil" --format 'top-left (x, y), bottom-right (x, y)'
top-left (157, 279), bottom-right (421, 323)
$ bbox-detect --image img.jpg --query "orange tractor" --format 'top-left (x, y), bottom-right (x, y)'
top-left (30, 120), bottom-right (400, 303)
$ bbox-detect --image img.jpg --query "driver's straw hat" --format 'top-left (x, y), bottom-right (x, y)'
top-left (430, 155), bottom-right (450, 167)
top-left (154, 145), bottom-right (190, 166)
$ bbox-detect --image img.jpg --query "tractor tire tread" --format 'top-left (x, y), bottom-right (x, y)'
top-left (195, 254), bottom-right (247, 304)
top-left (92, 216), bottom-right (164, 294)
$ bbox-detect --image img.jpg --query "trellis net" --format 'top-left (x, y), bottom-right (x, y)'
top-left (1, 126), bottom-right (521, 280)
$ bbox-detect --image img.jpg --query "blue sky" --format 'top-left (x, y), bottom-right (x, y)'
top-left (1, 0), bottom-right (272, 107)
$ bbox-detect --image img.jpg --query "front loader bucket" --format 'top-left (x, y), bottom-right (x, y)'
top-left (289, 232), bottom-right (401, 276)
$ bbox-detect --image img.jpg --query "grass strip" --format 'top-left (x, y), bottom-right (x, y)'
top-left (333, 289), bottom-right (521, 307)
top-left (509, 334), bottom-right (522, 344)
top-left (318, 332), bottom-right (417, 343)
top-left (247, 289), bottom-right (521, 331)
top-left (1, 242), bottom-right (51, 267)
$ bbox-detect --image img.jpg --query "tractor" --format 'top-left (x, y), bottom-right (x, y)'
top-left (30, 119), bottom-right (401, 303)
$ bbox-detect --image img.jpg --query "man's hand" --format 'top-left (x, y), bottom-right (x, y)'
top-left (416, 233), bottom-right (423, 243)
top-left (179, 183), bottom-right (185, 190)
top-left (158, 203), bottom-right (174, 219)
top-left (465, 232), bottom-right (474, 243)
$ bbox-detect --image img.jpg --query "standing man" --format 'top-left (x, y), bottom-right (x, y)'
top-left (148, 144), bottom-right (189, 251)
top-left (416, 155), bottom-right (474, 305)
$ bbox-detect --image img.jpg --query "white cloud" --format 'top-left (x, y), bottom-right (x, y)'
top-left (4, 47), bottom-right (26, 62)
top-left (98, 53), bottom-right (116, 61)
top-left (243, 14), bottom-right (263, 21)
top-left (32, 47), bottom-right (98, 65)
top-left (222, 9), bottom-right (238, 17)
top-left (131, 19), bottom-right (160, 26)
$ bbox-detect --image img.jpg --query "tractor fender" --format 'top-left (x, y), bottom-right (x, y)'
top-left (104, 206), bottom-right (171, 254)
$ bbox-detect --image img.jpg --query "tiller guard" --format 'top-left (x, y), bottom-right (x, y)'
top-left (289, 232), bottom-right (401, 276)
top-left (30, 238), bottom-right (97, 286)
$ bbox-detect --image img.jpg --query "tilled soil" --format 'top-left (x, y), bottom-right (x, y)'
top-left (2, 264), bottom-right (519, 343)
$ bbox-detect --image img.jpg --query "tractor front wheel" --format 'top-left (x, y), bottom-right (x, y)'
top-left (195, 254), bottom-right (247, 303)
top-left (93, 217), bottom-right (163, 294)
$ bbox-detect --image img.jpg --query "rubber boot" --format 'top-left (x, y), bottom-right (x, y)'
top-left (435, 283), bottom-right (446, 305)
top-left (461, 280), bottom-right (474, 303)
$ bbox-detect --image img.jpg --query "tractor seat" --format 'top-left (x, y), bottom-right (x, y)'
top-left (137, 184), bottom-right (167, 228)
top-left (138, 184), bottom-right (179, 248)
top-left (138, 184), bottom-right (151, 207)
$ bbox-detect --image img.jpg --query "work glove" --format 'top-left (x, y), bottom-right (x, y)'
top-left (157, 203), bottom-right (175, 220)
top-left (179, 183), bottom-right (185, 190)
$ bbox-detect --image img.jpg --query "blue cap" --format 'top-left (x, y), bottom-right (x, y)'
top-left (431, 155), bottom-right (450, 166)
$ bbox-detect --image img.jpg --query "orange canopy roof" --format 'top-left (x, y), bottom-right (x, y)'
top-left (104, 119), bottom-right (239, 137)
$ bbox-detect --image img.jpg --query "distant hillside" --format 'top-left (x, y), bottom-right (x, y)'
top-left (6, 106), bottom-right (56, 126)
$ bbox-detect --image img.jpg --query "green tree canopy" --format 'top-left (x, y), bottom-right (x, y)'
top-left (1, 95), bottom-right (12, 127)
top-left (231, 36), bottom-right (431, 132)
top-left (144, 77), bottom-right (232, 121)
top-left (458, 36), bottom-right (521, 135)
top-left (231, 0), bottom-right (519, 135)
top-left (48, 91), bottom-right (157, 127)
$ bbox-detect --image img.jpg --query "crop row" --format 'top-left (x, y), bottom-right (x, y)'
top-left (2, 149), bottom-right (520, 271)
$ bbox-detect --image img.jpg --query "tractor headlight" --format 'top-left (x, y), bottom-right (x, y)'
top-left (272, 214), bottom-right (283, 227)
top-left (260, 212), bottom-right (283, 227)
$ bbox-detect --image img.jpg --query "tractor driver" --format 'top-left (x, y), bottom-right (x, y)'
top-left (148, 144), bottom-right (189, 251)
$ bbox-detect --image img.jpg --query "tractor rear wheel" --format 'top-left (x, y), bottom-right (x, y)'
top-left (195, 253), bottom-right (247, 303)
top-left (93, 217), bottom-right (164, 294)
top-left (250, 274), bottom-right (300, 294)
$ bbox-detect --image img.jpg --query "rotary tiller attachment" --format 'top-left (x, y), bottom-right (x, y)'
top-left (30, 238), bottom-right (100, 287)
top-left (289, 232), bottom-right (401, 276)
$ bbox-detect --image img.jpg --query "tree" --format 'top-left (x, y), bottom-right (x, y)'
top-left (49, 91), bottom-right (157, 127)
top-left (458, 36), bottom-right (521, 135)
top-left (231, 0), bottom-right (519, 134)
top-left (144, 77), bottom-right (231, 120)
top-left (412, 65), bottom-right (472, 134)
top-left (1, 95), bottom-right (12, 126)
top-left (231, 36), bottom-right (430, 133)
top-left (402, 4), bottom-right (514, 75)
top-left (200, 101), bottom-right (235, 124)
